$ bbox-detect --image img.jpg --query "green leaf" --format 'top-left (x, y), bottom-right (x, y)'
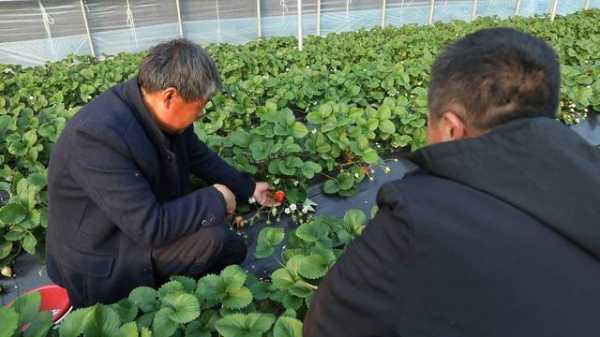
top-left (152, 308), bottom-right (178, 337)
top-left (273, 317), bottom-right (303, 337)
top-left (169, 275), bottom-right (197, 293)
top-left (249, 141), bottom-right (269, 162)
top-left (119, 322), bottom-right (139, 337)
top-left (27, 173), bottom-right (47, 189)
top-left (184, 321), bottom-right (211, 337)
top-left (255, 227), bottom-right (285, 259)
top-left (136, 312), bottom-right (156, 330)
top-left (158, 280), bottom-right (185, 298)
top-left (323, 180), bottom-right (339, 194)
top-left (12, 291), bottom-right (41, 325)
top-left (336, 173), bottom-right (354, 191)
top-left (128, 287), bottom-right (159, 313)
top-left (58, 307), bottom-right (94, 337)
top-left (140, 327), bottom-right (152, 337)
top-left (291, 122), bottom-right (308, 138)
top-left (362, 148), bottom-right (380, 164)
top-left (221, 265), bottom-right (247, 293)
top-left (0, 307), bottom-right (18, 337)
top-left (215, 313), bottom-right (275, 337)
top-left (196, 274), bottom-right (226, 302)
top-left (222, 287), bottom-right (253, 309)
top-left (0, 242), bottom-right (13, 259)
top-left (379, 119), bottom-right (396, 134)
top-left (295, 221), bottom-right (329, 243)
top-left (298, 254), bottom-right (329, 279)
top-left (23, 311), bottom-right (53, 337)
top-left (5, 230), bottom-right (26, 242)
top-left (229, 130), bottom-right (251, 147)
top-left (22, 233), bottom-right (37, 255)
top-left (23, 131), bottom-right (37, 147)
top-left (0, 203), bottom-right (27, 225)
top-left (164, 293), bottom-right (200, 324)
top-left (281, 293), bottom-right (303, 311)
top-left (288, 281), bottom-right (314, 298)
top-left (344, 209), bottom-right (367, 234)
top-left (270, 268), bottom-right (295, 290)
top-left (245, 275), bottom-right (271, 301)
top-left (84, 305), bottom-right (121, 337)
top-left (281, 309), bottom-right (296, 318)
top-left (301, 161), bottom-right (322, 179)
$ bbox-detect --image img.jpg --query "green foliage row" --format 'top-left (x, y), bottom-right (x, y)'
top-left (0, 208), bottom-right (369, 337)
top-left (1, 10), bottom-right (600, 268)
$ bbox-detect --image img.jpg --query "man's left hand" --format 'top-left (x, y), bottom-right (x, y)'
top-left (253, 182), bottom-right (281, 207)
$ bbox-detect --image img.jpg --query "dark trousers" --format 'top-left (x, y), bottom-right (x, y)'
top-left (151, 225), bottom-right (247, 284)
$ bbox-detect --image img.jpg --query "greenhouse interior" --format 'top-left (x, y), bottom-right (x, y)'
top-left (1, 0), bottom-right (600, 337)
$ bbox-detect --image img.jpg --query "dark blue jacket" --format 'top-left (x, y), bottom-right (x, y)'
top-left (304, 118), bottom-right (600, 337)
top-left (46, 78), bottom-right (254, 307)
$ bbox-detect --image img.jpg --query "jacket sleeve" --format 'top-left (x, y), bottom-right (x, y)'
top-left (68, 122), bottom-right (227, 248)
top-left (303, 181), bottom-right (415, 337)
top-left (186, 127), bottom-right (256, 202)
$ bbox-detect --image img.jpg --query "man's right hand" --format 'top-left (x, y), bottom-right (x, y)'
top-left (213, 184), bottom-right (236, 218)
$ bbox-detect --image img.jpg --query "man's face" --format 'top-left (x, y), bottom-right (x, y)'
top-left (164, 94), bottom-right (207, 132)
top-left (151, 88), bottom-right (208, 134)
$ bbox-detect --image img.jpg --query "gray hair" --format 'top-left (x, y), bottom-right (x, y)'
top-left (138, 39), bottom-right (222, 101)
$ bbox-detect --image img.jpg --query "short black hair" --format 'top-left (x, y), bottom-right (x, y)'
top-left (428, 27), bottom-right (560, 131)
top-left (138, 39), bottom-right (222, 101)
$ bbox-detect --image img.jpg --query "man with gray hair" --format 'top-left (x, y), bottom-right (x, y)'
top-left (46, 39), bottom-right (278, 307)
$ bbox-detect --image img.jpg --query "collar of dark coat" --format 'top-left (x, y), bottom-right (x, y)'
top-left (120, 77), bottom-right (183, 199)
top-left (122, 77), bottom-right (172, 150)
top-left (409, 117), bottom-right (600, 261)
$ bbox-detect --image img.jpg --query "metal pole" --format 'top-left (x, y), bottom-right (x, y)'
top-left (256, 0), bottom-right (262, 38)
top-left (584, 0), bottom-right (591, 10)
top-left (471, 0), bottom-right (478, 21)
top-left (175, 0), bottom-right (183, 38)
top-left (297, 0), bottom-right (303, 50)
top-left (316, 0), bottom-right (321, 36)
top-left (38, 0), bottom-right (57, 59)
top-left (381, 0), bottom-right (386, 28)
top-left (514, 0), bottom-right (522, 16)
top-left (428, 0), bottom-right (435, 25)
top-left (549, 0), bottom-right (558, 21)
top-left (79, 0), bottom-right (95, 57)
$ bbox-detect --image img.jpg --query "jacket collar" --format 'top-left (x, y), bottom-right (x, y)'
top-left (122, 77), bottom-right (171, 149)
top-left (410, 117), bottom-right (600, 260)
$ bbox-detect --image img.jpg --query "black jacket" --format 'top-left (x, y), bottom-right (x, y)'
top-left (304, 117), bottom-right (600, 337)
top-left (46, 78), bottom-right (255, 307)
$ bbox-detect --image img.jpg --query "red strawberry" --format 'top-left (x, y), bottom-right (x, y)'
top-left (274, 190), bottom-right (285, 203)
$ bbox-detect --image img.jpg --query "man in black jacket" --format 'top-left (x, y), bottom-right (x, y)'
top-left (304, 28), bottom-right (600, 336)
top-left (47, 39), bottom-right (278, 307)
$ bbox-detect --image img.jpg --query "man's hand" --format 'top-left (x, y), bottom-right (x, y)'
top-left (213, 184), bottom-right (236, 218)
top-left (253, 182), bottom-right (281, 207)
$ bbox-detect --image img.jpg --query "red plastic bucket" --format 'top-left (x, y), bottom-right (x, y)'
top-left (7, 284), bottom-right (72, 323)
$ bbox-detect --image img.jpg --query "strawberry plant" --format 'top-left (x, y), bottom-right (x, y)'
top-left (0, 209), bottom-right (368, 337)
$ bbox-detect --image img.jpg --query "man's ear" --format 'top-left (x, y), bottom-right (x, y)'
top-left (161, 87), bottom-right (177, 110)
top-left (428, 111), bottom-right (469, 144)
top-left (441, 111), bottom-right (468, 141)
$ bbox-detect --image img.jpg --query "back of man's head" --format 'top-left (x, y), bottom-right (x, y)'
top-left (138, 39), bottom-right (222, 101)
top-left (428, 28), bottom-right (560, 132)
